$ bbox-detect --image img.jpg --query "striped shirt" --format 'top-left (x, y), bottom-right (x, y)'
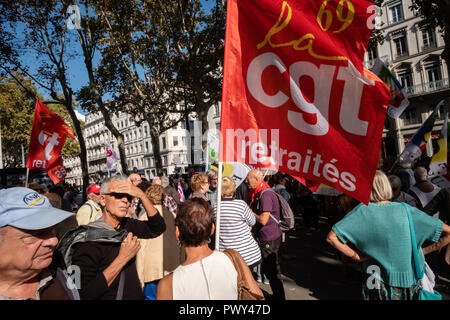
top-left (213, 199), bottom-right (262, 267)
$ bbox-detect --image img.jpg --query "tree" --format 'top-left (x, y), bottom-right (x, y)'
top-left (169, 0), bottom-right (226, 138)
top-left (0, 1), bottom-right (90, 199)
top-left (64, 0), bottom-right (131, 175)
top-left (84, 0), bottom-right (197, 176)
top-left (0, 74), bottom-right (35, 168)
top-left (0, 73), bottom-right (82, 168)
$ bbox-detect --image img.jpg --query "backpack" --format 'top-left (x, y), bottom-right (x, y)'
top-left (260, 188), bottom-right (295, 231)
top-left (80, 202), bottom-right (103, 222)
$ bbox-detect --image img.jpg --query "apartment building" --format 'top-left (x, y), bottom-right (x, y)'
top-left (364, 0), bottom-right (449, 158)
top-left (64, 105), bottom-right (220, 185)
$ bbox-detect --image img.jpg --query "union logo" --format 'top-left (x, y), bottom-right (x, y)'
top-left (23, 192), bottom-right (45, 207)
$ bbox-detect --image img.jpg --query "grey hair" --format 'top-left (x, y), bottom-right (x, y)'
top-left (370, 170), bottom-right (393, 202)
top-left (388, 175), bottom-right (402, 188)
top-left (100, 175), bottom-right (127, 195)
top-left (248, 169), bottom-right (263, 182)
top-left (161, 176), bottom-right (170, 188)
top-left (206, 169), bottom-right (218, 180)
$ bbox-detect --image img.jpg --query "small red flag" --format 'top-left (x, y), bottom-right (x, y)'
top-left (26, 100), bottom-right (75, 184)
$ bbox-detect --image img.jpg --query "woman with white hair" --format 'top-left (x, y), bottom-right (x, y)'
top-left (212, 177), bottom-right (262, 269)
top-left (326, 170), bottom-right (450, 300)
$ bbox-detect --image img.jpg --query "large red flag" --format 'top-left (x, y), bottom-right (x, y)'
top-left (26, 100), bottom-right (76, 184)
top-left (220, 0), bottom-right (390, 204)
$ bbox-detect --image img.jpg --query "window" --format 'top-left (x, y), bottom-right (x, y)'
top-left (422, 29), bottom-right (437, 50)
top-left (162, 137), bottom-right (166, 150)
top-left (393, 34), bottom-right (408, 59)
top-left (173, 136), bottom-right (179, 147)
top-left (389, 3), bottom-right (404, 24)
top-left (214, 104), bottom-right (220, 117)
top-left (402, 108), bottom-right (420, 126)
top-left (182, 136), bottom-right (186, 146)
top-left (367, 46), bottom-right (378, 63)
top-left (397, 69), bottom-right (413, 90)
top-left (145, 141), bottom-right (149, 152)
top-left (163, 155), bottom-right (168, 165)
top-left (425, 63), bottom-right (442, 90)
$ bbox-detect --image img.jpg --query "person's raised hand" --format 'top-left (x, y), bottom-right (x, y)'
top-left (117, 232), bottom-right (141, 263)
top-left (109, 181), bottom-right (145, 200)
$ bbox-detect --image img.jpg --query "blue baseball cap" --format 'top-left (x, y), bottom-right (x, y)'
top-left (0, 187), bottom-right (74, 230)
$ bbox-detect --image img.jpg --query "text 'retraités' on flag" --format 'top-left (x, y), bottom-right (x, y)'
top-left (219, 0), bottom-right (390, 204)
top-left (26, 99), bottom-right (76, 184)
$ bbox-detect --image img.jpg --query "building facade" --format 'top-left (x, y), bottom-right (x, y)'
top-left (64, 105), bottom-right (220, 185)
top-left (364, 0), bottom-right (449, 160)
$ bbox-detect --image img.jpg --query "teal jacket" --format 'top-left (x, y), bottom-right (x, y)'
top-left (332, 202), bottom-right (443, 288)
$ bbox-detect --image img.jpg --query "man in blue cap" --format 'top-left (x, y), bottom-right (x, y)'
top-left (0, 187), bottom-right (79, 300)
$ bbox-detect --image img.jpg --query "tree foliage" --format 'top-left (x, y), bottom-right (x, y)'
top-left (0, 73), bottom-right (82, 168)
top-left (0, 1), bottom-right (90, 198)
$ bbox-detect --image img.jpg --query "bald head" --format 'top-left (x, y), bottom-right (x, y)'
top-left (247, 169), bottom-right (263, 190)
top-left (414, 167), bottom-right (428, 182)
top-left (127, 173), bottom-right (142, 186)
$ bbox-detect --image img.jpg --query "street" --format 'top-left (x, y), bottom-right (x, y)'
top-left (257, 215), bottom-right (450, 300)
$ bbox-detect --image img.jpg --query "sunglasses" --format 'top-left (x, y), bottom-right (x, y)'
top-left (104, 193), bottom-right (134, 201)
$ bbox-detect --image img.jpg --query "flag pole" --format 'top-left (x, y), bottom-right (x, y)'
top-left (25, 168), bottom-right (29, 188)
top-left (214, 161), bottom-right (223, 251)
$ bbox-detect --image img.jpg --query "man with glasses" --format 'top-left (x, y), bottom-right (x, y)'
top-left (65, 175), bottom-right (166, 300)
top-left (0, 187), bottom-right (79, 300)
top-left (205, 169), bottom-right (218, 208)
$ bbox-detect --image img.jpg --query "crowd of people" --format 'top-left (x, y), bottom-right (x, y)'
top-left (0, 162), bottom-right (449, 300)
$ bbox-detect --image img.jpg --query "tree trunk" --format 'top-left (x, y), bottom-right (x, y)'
top-left (59, 92), bottom-right (89, 203)
top-left (149, 125), bottom-right (164, 177)
top-left (80, 42), bottom-right (129, 175)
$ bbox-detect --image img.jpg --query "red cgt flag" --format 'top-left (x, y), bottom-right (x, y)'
top-left (26, 100), bottom-right (76, 184)
top-left (220, 0), bottom-right (390, 204)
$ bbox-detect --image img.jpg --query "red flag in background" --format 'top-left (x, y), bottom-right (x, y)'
top-left (26, 100), bottom-right (75, 184)
top-left (220, 0), bottom-right (390, 204)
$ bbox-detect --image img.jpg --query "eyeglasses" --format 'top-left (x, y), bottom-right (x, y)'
top-left (104, 193), bottom-right (134, 201)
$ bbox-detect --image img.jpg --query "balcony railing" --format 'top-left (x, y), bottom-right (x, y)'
top-left (422, 42), bottom-right (437, 51)
top-left (395, 51), bottom-right (409, 60)
top-left (405, 78), bottom-right (449, 96)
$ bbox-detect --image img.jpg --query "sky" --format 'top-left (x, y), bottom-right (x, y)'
top-left (12, 0), bottom-right (219, 116)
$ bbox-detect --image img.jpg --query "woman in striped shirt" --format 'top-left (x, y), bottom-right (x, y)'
top-left (213, 177), bottom-right (262, 268)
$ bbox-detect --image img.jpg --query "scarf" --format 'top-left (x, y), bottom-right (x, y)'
top-left (248, 181), bottom-right (271, 204)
